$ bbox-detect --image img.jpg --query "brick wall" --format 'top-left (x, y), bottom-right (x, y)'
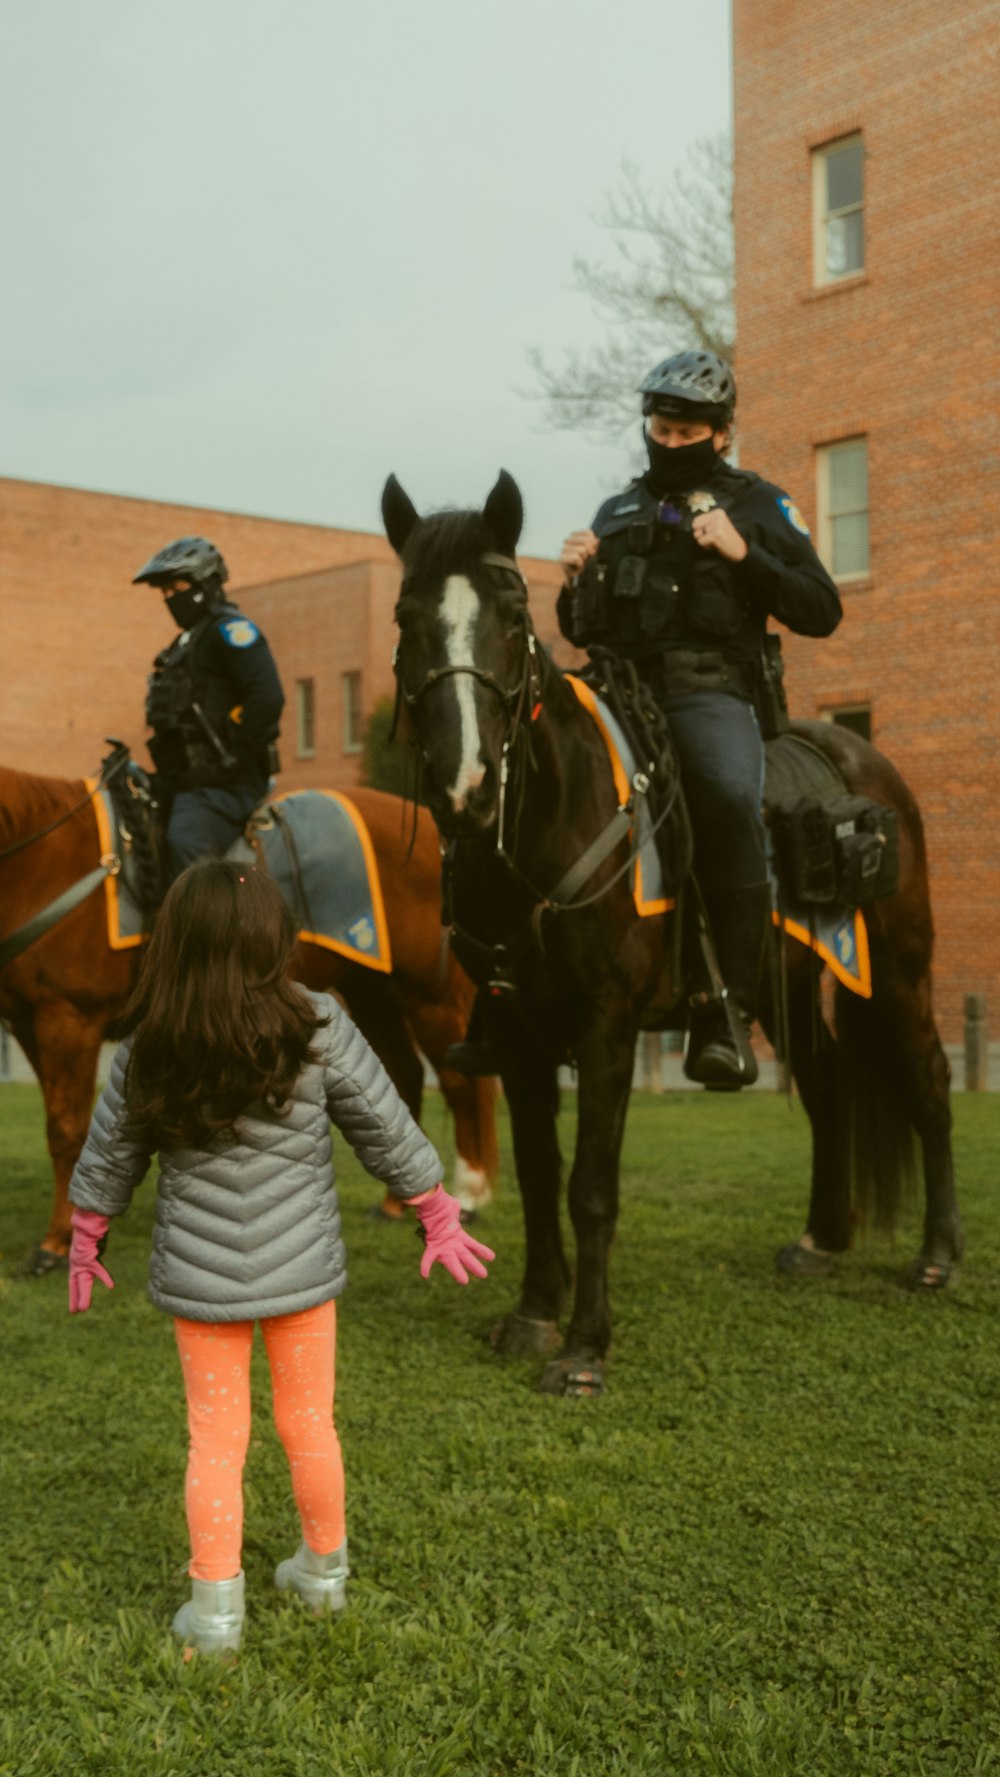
top-left (0, 475), bottom-right (569, 788)
top-left (732, 0), bottom-right (1000, 1041)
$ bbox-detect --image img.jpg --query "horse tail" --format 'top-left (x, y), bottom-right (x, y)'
top-left (834, 982), bottom-right (916, 1233)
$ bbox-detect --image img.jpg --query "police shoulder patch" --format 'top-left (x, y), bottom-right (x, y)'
top-left (776, 495), bottom-right (810, 536)
top-left (219, 617), bottom-right (260, 648)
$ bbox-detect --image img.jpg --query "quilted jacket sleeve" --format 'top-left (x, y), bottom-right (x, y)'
top-left (320, 1002), bottom-right (442, 1201)
top-left (69, 1042), bottom-right (154, 1217)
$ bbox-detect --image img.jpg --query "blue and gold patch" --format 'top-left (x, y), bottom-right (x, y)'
top-left (776, 496), bottom-right (810, 536)
top-left (220, 617), bottom-right (260, 648)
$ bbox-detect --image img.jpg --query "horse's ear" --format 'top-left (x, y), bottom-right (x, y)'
top-left (483, 469), bottom-right (523, 557)
top-left (381, 475), bottom-right (420, 556)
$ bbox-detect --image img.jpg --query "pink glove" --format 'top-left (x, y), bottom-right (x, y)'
top-left (411, 1186), bottom-right (496, 1285)
top-left (68, 1209), bottom-right (115, 1313)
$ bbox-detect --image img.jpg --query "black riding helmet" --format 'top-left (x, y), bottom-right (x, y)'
top-left (639, 351), bottom-right (736, 429)
top-left (132, 537), bottom-right (229, 592)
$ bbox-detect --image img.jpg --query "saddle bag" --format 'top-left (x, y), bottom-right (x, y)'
top-left (770, 792), bottom-right (899, 907)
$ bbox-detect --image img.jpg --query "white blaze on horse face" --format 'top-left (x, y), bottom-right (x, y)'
top-left (439, 575), bottom-right (486, 812)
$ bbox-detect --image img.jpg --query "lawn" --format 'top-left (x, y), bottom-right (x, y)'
top-left (1, 1082), bottom-right (999, 1776)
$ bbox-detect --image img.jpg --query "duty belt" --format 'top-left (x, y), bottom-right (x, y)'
top-left (644, 650), bottom-right (756, 700)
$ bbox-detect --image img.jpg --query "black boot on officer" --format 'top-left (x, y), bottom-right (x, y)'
top-left (684, 882), bottom-right (770, 1090)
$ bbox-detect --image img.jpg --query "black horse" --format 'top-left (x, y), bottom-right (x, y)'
top-left (382, 469), bottom-right (962, 1396)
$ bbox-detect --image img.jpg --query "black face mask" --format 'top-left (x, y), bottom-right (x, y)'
top-left (165, 587), bottom-right (207, 630)
top-left (643, 427), bottom-right (721, 495)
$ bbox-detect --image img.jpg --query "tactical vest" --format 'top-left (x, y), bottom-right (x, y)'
top-left (563, 470), bottom-right (764, 674)
top-left (145, 610), bottom-right (242, 781)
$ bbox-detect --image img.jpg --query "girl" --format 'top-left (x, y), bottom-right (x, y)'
top-left (67, 859), bottom-right (494, 1656)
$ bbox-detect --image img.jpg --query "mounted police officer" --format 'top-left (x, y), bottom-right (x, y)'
top-left (134, 537), bottom-right (285, 880)
top-left (558, 350), bottom-right (842, 1088)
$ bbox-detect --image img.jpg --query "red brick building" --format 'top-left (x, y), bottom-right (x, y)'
top-left (732, 0), bottom-right (999, 1040)
top-left (0, 476), bottom-right (566, 789)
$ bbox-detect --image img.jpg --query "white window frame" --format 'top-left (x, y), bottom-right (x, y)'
top-left (812, 134), bottom-right (864, 286)
top-left (342, 670), bottom-right (363, 755)
top-left (295, 677), bottom-right (315, 759)
top-left (816, 438), bottom-right (870, 582)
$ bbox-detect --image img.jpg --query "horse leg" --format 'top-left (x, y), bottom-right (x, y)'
top-left (762, 959), bottom-right (849, 1278)
top-left (21, 1000), bottom-right (105, 1272)
top-left (490, 1010), bottom-right (568, 1359)
top-left (540, 1019), bottom-right (636, 1397)
top-left (853, 962), bottom-right (962, 1288)
top-left (341, 980), bottom-right (427, 1222)
top-left (405, 1000), bottom-right (498, 1213)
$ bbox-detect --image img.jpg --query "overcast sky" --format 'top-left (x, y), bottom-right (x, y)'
top-left (0, 0), bottom-right (731, 558)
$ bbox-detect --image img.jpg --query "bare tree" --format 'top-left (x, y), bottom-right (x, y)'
top-left (526, 134), bottom-right (734, 441)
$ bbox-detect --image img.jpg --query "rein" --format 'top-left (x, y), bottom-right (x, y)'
top-left (0, 744), bottom-right (131, 974)
top-left (0, 745), bottom-right (128, 862)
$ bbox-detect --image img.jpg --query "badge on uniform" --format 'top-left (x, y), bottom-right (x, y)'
top-left (686, 491), bottom-right (717, 514)
top-left (220, 618), bottom-right (260, 648)
top-left (777, 496), bottom-right (810, 536)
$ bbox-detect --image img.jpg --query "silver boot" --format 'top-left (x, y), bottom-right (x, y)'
top-left (172, 1571), bottom-right (245, 1654)
top-left (274, 1539), bottom-right (349, 1613)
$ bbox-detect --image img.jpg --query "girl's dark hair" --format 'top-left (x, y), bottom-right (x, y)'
top-left (122, 859), bottom-right (326, 1150)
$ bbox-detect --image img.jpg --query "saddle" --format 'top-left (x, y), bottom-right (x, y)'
top-left (572, 663), bottom-right (899, 1034)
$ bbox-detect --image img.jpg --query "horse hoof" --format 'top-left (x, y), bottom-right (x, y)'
top-left (775, 1241), bottom-right (836, 1279)
top-left (539, 1357), bottom-right (606, 1398)
top-left (908, 1256), bottom-right (952, 1291)
top-left (489, 1312), bottom-right (561, 1357)
top-left (20, 1245), bottom-right (70, 1279)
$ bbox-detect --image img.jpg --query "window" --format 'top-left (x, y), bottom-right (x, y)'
top-left (813, 135), bottom-right (864, 284)
top-left (822, 704), bottom-right (872, 741)
top-left (295, 678), bottom-right (315, 758)
top-left (342, 671), bottom-right (362, 753)
top-left (817, 439), bottom-right (869, 579)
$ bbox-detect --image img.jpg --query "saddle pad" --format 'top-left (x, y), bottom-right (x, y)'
top-left (763, 730), bottom-right (871, 997)
top-left (234, 790), bottom-right (392, 973)
top-left (87, 781), bottom-right (149, 950)
top-left (564, 675), bottom-right (673, 917)
top-left (87, 782), bottom-right (392, 972)
top-left (773, 904), bottom-right (871, 997)
top-left (557, 697), bottom-right (872, 996)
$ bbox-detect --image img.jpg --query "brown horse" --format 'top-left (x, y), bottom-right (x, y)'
top-left (382, 469), bottom-right (963, 1396)
top-left (0, 765), bottom-right (497, 1271)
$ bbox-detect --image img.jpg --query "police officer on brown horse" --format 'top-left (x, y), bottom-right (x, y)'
top-left (134, 538), bottom-right (285, 880)
top-left (559, 351), bottom-right (842, 1088)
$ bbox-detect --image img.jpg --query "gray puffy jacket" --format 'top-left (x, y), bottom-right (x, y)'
top-left (69, 990), bottom-right (442, 1322)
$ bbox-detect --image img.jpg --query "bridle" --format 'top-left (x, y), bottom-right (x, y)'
top-left (391, 552), bottom-right (542, 741)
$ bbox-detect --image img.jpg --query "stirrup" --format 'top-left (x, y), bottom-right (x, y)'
top-left (684, 1000), bottom-right (758, 1091)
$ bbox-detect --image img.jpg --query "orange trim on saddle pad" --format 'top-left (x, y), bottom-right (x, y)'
top-left (280, 789), bottom-right (393, 974)
top-left (85, 777), bottom-right (148, 952)
top-left (83, 781), bottom-right (393, 973)
top-left (773, 907), bottom-right (872, 999)
top-left (563, 675), bottom-right (674, 919)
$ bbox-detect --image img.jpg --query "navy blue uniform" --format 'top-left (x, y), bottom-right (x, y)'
top-left (557, 460), bottom-right (841, 891)
top-left (145, 604), bottom-right (285, 876)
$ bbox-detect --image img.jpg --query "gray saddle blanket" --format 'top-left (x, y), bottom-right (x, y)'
top-left (102, 787), bottom-right (391, 972)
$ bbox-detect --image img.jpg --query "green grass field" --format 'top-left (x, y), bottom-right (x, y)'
top-left (2, 1082), bottom-right (999, 1776)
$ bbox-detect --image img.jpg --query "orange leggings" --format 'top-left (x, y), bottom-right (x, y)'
top-left (173, 1301), bottom-right (345, 1582)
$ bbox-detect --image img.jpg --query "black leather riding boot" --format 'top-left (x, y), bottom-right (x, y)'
top-left (443, 990), bottom-right (498, 1077)
top-left (684, 883), bottom-right (771, 1090)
